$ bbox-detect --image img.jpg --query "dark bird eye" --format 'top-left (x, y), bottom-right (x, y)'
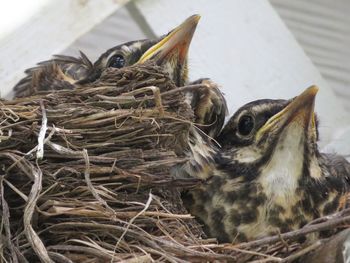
top-left (108, 55), bottom-right (125, 68)
top-left (238, 115), bottom-right (254, 136)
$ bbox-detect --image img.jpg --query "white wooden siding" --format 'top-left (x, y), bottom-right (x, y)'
top-left (132, 0), bottom-right (349, 150)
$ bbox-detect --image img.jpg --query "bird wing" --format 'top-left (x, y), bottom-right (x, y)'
top-left (188, 78), bottom-right (228, 139)
top-left (34, 63), bottom-right (76, 93)
top-left (13, 51), bottom-right (93, 98)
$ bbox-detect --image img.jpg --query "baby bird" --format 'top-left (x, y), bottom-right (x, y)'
top-left (179, 86), bottom-right (350, 242)
top-left (13, 39), bottom-right (159, 98)
top-left (13, 15), bottom-right (199, 97)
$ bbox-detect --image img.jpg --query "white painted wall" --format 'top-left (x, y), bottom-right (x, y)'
top-left (133, 0), bottom-right (349, 150)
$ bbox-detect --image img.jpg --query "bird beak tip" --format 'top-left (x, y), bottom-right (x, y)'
top-left (309, 85), bottom-right (319, 94)
top-left (256, 85), bottom-right (320, 141)
top-left (137, 14), bottom-right (201, 64)
top-left (302, 85), bottom-right (319, 100)
top-left (188, 14), bottom-right (201, 24)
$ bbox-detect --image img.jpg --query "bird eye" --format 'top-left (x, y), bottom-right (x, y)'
top-left (238, 115), bottom-right (255, 136)
top-left (108, 55), bottom-right (125, 68)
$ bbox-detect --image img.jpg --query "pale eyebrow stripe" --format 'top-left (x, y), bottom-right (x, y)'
top-left (105, 45), bottom-right (132, 62)
top-left (128, 42), bottom-right (142, 52)
top-left (121, 44), bottom-right (131, 53)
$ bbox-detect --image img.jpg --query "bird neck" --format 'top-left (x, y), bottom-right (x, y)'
top-left (160, 58), bottom-right (188, 86)
top-left (258, 138), bottom-right (304, 204)
top-left (225, 125), bottom-right (324, 198)
top-left (173, 128), bottom-right (217, 180)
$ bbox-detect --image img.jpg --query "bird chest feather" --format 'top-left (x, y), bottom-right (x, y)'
top-left (259, 125), bottom-right (304, 208)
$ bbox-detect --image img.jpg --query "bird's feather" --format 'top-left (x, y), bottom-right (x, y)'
top-left (13, 51), bottom-right (93, 98)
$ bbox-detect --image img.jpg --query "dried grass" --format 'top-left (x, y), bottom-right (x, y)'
top-left (0, 63), bottom-right (349, 262)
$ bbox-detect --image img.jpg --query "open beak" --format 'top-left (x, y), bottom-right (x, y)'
top-left (137, 14), bottom-right (200, 64)
top-left (256, 85), bottom-right (319, 141)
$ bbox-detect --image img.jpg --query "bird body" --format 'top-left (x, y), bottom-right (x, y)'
top-left (185, 147), bottom-right (349, 242)
top-left (180, 86), bottom-right (350, 242)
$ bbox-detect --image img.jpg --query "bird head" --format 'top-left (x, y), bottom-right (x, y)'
top-left (77, 39), bottom-right (159, 83)
top-left (137, 14), bottom-right (200, 86)
top-left (217, 86), bottom-right (320, 179)
top-left (79, 15), bottom-right (200, 86)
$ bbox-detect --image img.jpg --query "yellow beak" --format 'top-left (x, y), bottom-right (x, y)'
top-left (137, 14), bottom-right (201, 64)
top-left (256, 85), bottom-right (319, 141)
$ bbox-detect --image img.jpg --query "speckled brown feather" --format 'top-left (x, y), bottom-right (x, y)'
top-left (19, 63), bottom-right (77, 97)
top-left (14, 52), bottom-right (93, 98)
top-left (188, 78), bottom-right (228, 138)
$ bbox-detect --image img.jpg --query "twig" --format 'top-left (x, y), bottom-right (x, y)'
top-left (305, 208), bottom-right (350, 226)
top-left (3, 178), bottom-right (28, 201)
top-left (36, 100), bottom-right (47, 160)
top-left (0, 177), bottom-right (19, 263)
top-left (115, 192), bottom-right (153, 247)
top-left (23, 160), bottom-right (53, 263)
top-left (44, 222), bottom-right (161, 251)
top-left (47, 245), bottom-right (114, 261)
top-left (123, 86), bottom-right (164, 116)
top-left (160, 84), bottom-right (209, 97)
top-left (82, 149), bottom-right (115, 215)
top-left (226, 246), bottom-right (282, 262)
top-left (280, 240), bottom-right (322, 262)
top-left (238, 215), bottom-right (350, 248)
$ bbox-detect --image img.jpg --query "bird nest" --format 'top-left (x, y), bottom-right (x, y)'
top-left (1, 63), bottom-right (349, 262)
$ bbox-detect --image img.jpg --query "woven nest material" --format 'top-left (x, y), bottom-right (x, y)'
top-left (1, 63), bottom-right (350, 263)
